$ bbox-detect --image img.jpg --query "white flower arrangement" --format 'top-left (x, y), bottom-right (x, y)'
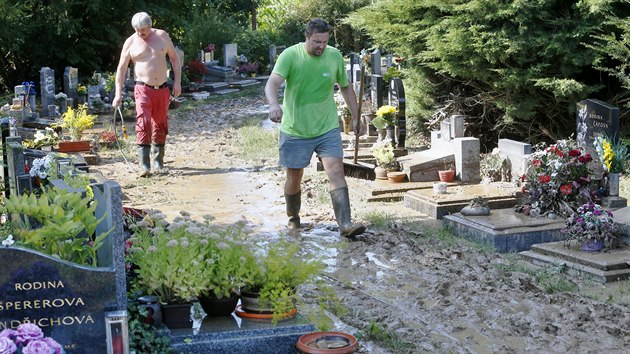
top-left (33, 127), bottom-right (60, 148)
top-left (29, 155), bottom-right (55, 180)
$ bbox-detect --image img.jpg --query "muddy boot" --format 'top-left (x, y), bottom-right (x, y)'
top-left (152, 144), bottom-right (166, 173)
top-left (285, 191), bottom-right (301, 229)
top-left (138, 144), bottom-right (151, 177)
top-left (330, 187), bottom-right (365, 238)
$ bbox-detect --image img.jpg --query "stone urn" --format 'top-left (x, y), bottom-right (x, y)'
top-left (460, 196), bottom-right (490, 216)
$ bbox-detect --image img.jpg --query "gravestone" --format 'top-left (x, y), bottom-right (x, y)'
top-left (0, 247), bottom-right (118, 354)
top-left (370, 75), bottom-right (384, 112)
top-left (40, 67), bottom-right (56, 117)
top-left (269, 45), bottom-right (286, 70)
top-left (63, 67), bottom-right (78, 107)
top-left (388, 78), bottom-right (406, 148)
top-left (576, 99), bottom-right (620, 177)
top-left (371, 49), bottom-right (381, 75)
top-left (223, 43), bottom-right (237, 68)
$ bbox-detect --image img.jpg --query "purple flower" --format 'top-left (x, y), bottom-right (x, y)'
top-left (21, 339), bottom-right (51, 354)
top-left (0, 337), bottom-right (17, 354)
top-left (41, 337), bottom-right (63, 354)
top-left (14, 323), bottom-right (43, 344)
top-left (0, 330), bottom-right (15, 340)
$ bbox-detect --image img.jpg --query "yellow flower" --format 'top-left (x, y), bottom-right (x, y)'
top-left (602, 140), bottom-right (615, 172)
top-left (376, 105), bottom-right (398, 118)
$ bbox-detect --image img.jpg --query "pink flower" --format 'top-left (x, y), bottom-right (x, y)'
top-left (0, 337), bottom-right (17, 354)
top-left (21, 339), bottom-right (51, 354)
top-left (560, 184), bottom-right (573, 195)
top-left (14, 324), bottom-right (43, 344)
top-left (538, 175), bottom-right (551, 183)
top-left (0, 330), bottom-right (15, 340)
top-left (41, 337), bottom-right (63, 354)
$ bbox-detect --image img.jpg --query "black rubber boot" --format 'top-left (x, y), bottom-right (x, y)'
top-left (138, 145), bottom-right (151, 177)
top-left (330, 187), bottom-right (366, 238)
top-left (285, 191), bottom-right (301, 229)
top-left (152, 144), bottom-right (165, 172)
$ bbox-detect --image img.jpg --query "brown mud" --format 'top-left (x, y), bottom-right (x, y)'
top-left (94, 90), bottom-right (630, 354)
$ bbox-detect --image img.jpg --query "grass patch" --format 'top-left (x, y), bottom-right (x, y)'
top-left (360, 321), bottom-right (416, 353)
top-left (231, 116), bottom-right (279, 163)
top-left (360, 210), bottom-right (397, 229)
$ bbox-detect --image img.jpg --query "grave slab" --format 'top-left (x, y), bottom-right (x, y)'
top-left (167, 312), bottom-right (314, 353)
top-left (520, 242), bottom-right (630, 282)
top-left (404, 183), bottom-right (519, 219)
top-left (442, 208), bottom-right (565, 252)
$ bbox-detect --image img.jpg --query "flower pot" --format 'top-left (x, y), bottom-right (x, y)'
top-left (433, 182), bottom-right (448, 194)
top-left (57, 140), bottom-right (91, 153)
top-left (161, 303), bottom-right (193, 329)
top-left (240, 290), bottom-right (297, 315)
top-left (387, 171), bottom-right (406, 183)
top-left (296, 331), bottom-right (359, 354)
top-left (460, 205), bottom-right (490, 216)
top-left (438, 169), bottom-right (455, 182)
top-left (581, 239), bottom-right (604, 252)
top-left (608, 172), bottom-right (620, 197)
top-left (374, 166), bottom-right (389, 180)
top-left (198, 293), bottom-right (239, 317)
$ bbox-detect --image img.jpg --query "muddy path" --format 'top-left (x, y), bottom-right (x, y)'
top-left (93, 89), bottom-right (630, 354)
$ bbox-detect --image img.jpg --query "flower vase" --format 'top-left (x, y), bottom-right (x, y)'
top-left (581, 239), bottom-right (604, 252)
top-left (438, 169), bottom-right (455, 182)
top-left (386, 126), bottom-right (395, 145)
top-left (608, 173), bottom-right (620, 197)
top-left (161, 303), bottom-right (193, 329)
top-left (377, 129), bottom-right (386, 142)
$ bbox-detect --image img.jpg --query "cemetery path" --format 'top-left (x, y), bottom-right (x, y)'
top-left (94, 91), bottom-right (630, 354)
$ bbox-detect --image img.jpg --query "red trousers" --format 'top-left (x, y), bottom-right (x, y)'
top-left (134, 85), bottom-right (170, 145)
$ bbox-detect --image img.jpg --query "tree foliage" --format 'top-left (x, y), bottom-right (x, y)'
top-left (347, 0), bottom-right (630, 147)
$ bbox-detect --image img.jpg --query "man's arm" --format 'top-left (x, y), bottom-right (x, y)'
top-left (339, 83), bottom-right (361, 134)
top-left (164, 32), bottom-right (181, 98)
top-left (112, 38), bottom-right (132, 108)
top-left (265, 73), bottom-right (285, 123)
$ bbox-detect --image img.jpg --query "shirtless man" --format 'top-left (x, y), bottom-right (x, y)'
top-left (113, 12), bottom-right (181, 177)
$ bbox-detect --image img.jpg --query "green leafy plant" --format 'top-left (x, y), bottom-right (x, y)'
top-left (242, 239), bottom-right (324, 321)
top-left (54, 104), bottom-right (96, 141)
top-left (126, 211), bottom-right (208, 304)
top-left (1, 186), bottom-right (109, 267)
top-left (127, 293), bottom-right (172, 353)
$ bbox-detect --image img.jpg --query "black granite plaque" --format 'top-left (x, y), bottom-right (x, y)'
top-left (0, 247), bottom-right (117, 353)
top-left (388, 77), bottom-right (406, 148)
top-left (576, 99), bottom-right (619, 176)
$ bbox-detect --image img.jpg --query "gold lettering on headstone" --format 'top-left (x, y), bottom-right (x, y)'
top-left (14, 280), bottom-right (64, 291)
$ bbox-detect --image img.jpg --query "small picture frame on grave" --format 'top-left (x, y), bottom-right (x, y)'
top-left (105, 310), bottom-right (129, 354)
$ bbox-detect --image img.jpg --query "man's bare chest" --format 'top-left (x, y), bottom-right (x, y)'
top-left (130, 39), bottom-right (167, 62)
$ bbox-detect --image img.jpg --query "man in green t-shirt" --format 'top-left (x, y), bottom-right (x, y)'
top-left (265, 18), bottom-right (365, 238)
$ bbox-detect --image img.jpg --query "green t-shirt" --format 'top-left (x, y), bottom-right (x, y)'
top-left (272, 43), bottom-right (349, 138)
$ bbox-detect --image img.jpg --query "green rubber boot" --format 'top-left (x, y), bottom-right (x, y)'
top-left (285, 191), bottom-right (301, 229)
top-left (330, 187), bottom-right (366, 238)
top-left (138, 144), bottom-right (151, 177)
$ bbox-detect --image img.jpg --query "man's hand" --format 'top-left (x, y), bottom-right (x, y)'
top-left (269, 103), bottom-right (283, 123)
top-left (172, 82), bottom-right (181, 98)
top-left (112, 95), bottom-right (122, 108)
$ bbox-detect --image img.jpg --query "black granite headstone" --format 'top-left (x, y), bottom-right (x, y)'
top-left (388, 78), bottom-right (406, 148)
top-left (576, 99), bottom-right (620, 176)
top-left (0, 247), bottom-right (117, 353)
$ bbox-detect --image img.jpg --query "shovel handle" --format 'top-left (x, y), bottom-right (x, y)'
top-left (353, 65), bottom-right (365, 164)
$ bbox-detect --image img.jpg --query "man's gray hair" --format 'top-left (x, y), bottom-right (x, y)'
top-left (132, 12), bottom-right (152, 29)
top-left (304, 18), bottom-right (332, 37)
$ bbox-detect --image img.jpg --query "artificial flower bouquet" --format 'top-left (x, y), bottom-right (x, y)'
top-left (0, 323), bottom-right (64, 354)
top-left (371, 105), bottom-right (398, 130)
top-left (593, 134), bottom-right (629, 174)
top-left (516, 139), bottom-right (594, 217)
top-left (562, 201), bottom-right (617, 249)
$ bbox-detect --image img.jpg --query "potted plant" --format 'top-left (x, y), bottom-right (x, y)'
top-left (53, 104), bottom-right (96, 152)
top-left (77, 85), bottom-right (87, 104)
top-left (125, 210), bottom-right (207, 328)
top-left (236, 62), bottom-right (259, 77)
top-left (185, 60), bottom-right (207, 84)
top-left (196, 222), bottom-right (258, 317)
top-left (22, 127), bottom-right (60, 151)
top-left (593, 134), bottom-right (629, 197)
top-left (438, 161), bottom-right (456, 182)
top-left (371, 140), bottom-right (398, 179)
top-left (240, 239), bottom-right (324, 323)
top-left (562, 201), bottom-right (617, 251)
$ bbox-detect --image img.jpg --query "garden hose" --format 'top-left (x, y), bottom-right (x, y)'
top-left (114, 106), bottom-right (131, 166)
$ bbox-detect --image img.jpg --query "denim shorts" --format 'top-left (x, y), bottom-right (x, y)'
top-left (279, 128), bottom-right (343, 168)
